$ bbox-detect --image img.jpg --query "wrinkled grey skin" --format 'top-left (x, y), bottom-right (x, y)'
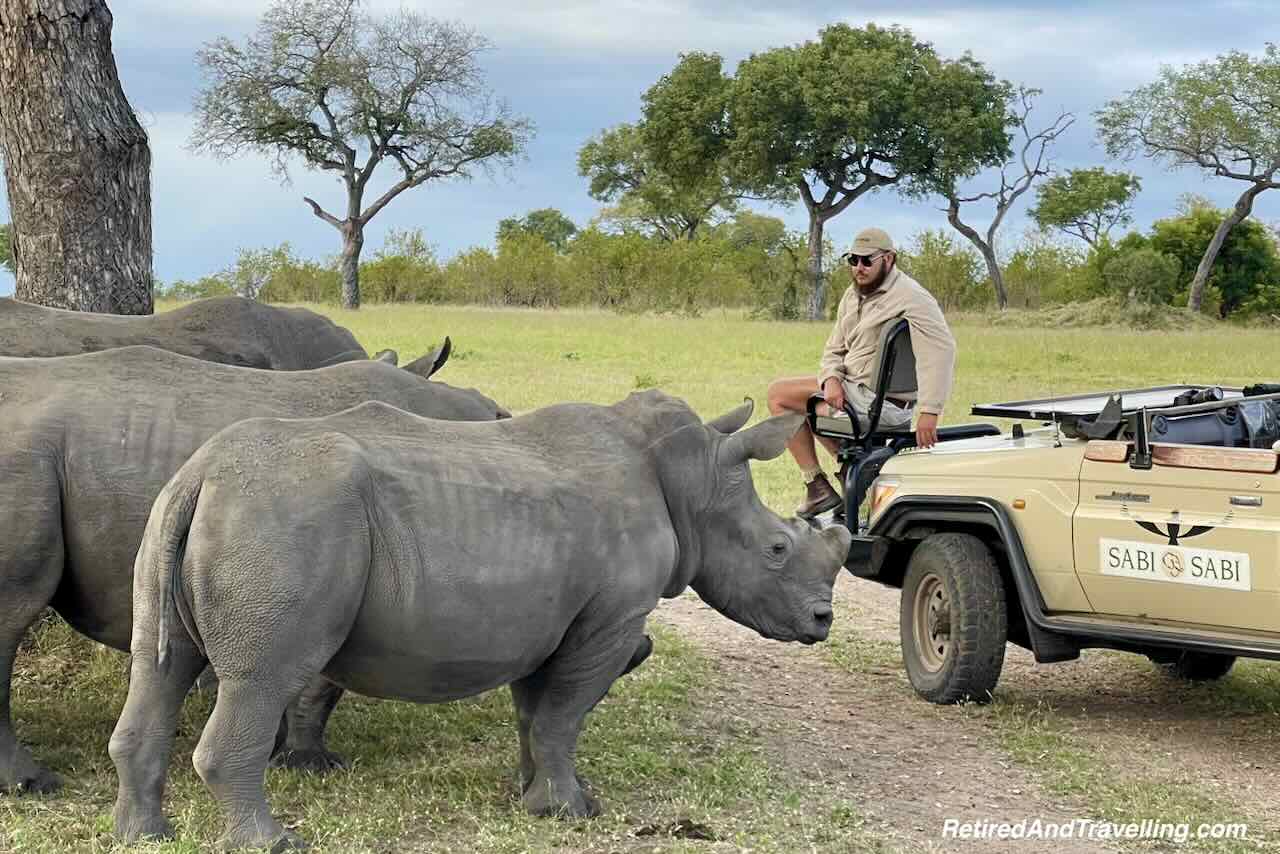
top-left (0, 295), bottom-right (368, 369)
top-left (0, 345), bottom-right (507, 795)
top-left (111, 392), bottom-right (851, 850)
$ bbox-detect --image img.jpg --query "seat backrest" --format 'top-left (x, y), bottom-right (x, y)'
top-left (871, 317), bottom-right (917, 398)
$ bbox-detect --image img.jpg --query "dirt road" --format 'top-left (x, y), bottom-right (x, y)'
top-left (652, 572), bottom-right (1280, 852)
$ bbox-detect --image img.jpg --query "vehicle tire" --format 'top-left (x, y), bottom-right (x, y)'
top-left (900, 532), bottom-right (1008, 704)
top-left (1153, 651), bottom-right (1236, 682)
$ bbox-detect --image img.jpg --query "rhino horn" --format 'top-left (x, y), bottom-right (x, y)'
top-left (374, 348), bottom-right (399, 365)
top-left (403, 337), bottom-right (452, 379)
top-left (705, 398), bottom-right (754, 434)
top-left (718, 413), bottom-right (804, 466)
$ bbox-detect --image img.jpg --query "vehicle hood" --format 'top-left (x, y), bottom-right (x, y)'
top-left (881, 425), bottom-right (1087, 480)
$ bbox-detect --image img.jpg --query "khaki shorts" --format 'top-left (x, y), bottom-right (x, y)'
top-left (839, 381), bottom-right (913, 430)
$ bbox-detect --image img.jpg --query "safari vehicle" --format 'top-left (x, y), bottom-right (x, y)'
top-left (809, 319), bottom-right (1280, 704)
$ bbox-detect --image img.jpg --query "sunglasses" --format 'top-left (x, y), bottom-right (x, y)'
top-left (846, 250), bottom-right (887, 268)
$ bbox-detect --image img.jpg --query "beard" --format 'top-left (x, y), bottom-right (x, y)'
top-left (857, 261), bottom-right (891, 292)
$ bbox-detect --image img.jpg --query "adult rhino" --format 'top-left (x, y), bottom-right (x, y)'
top-left (110, 392), bottom-right (851, 851)
top-left (0, 295), bottom-right (373, 369)
top-left (0, 344), bottom-right (506, 794)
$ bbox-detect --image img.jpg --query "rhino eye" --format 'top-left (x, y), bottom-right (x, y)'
top-left (769, 540), bottom-right (790, 558)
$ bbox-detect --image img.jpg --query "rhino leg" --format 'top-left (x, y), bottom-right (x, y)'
top-left (0, 461), bottom-right (65, 794)
top-left (187, 566), bottom-right (360, 849)
top-left (272, 678), bottom-right (347, 773)
top-left (193, 679), bottom-right (310, 852)
top-left (110, 635), bottom-right (206, 842)
top-left (510, 616), bottom-right (647, 819)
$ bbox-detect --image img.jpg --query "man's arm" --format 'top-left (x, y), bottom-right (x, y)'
top-left (904, 290), bottom-right (957, 447)
top-left (817, 290), bottom-right (851, 391)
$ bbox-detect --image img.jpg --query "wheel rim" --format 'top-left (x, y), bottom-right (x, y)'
top-left (912, 572), bottom-right (951, 673)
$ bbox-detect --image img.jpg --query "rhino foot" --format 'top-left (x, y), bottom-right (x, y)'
top-left (269, 747), bottom-right (349, 774)
top-left (522, 776), bottom-right (601, 819)
top-left (218, 827), bottom-right (308, 852)
top-left (0, 752), bottom-right (62, 795)
top-left (113, 806), bottom-right (175, 843)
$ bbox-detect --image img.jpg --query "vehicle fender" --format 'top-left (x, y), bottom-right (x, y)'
top-left (863, 496), bottom-right (1080, 663)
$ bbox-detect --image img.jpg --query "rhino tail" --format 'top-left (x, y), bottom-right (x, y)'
top-left (148, 471), bottom-right (205, 674)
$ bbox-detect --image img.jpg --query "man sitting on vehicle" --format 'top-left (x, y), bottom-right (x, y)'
top-left (767, 227), bottom-right (957, 518)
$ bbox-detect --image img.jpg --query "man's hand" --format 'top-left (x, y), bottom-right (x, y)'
top-left (821, 378), bottom-right (845, 414)
top-left (916, 412), bottom-right (940, 449)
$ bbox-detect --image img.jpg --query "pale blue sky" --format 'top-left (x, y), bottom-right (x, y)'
top-left (1, 0), bottom-right (1276, 294)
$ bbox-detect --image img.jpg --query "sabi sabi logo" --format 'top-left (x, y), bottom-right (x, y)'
top-left (1130, 510), bottom-right (1215, 546)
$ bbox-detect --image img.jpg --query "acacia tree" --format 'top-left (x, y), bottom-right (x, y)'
top-left (578, 122), bottom-right (739, 241)
top-left (725, 25), bottom-right (1011, 319)
top-left (497, 208), bottom-right (577, 252)
top-left (943, 89), bottom-right (1074, 309)
top-left (1098, 44), bottom-right (1280, 312)
top-left (192, 0), bottom-right (530, 308)
top-left (1028, 167), bottom-right (1141, 248)
top-left (580, 53), bottom-right (760, 243)
top-left (0, 0), bottom-right (152, 313)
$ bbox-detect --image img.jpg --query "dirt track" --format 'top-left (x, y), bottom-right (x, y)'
top-left (652, 573), bottom-right (1280, 853)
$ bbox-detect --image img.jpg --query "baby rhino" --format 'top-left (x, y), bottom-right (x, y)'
top-left (111, 392), bottom-right (851, 850)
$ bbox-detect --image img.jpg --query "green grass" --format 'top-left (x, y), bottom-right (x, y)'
top-left (10, 302), bottom-right (1280, 852)
top-left (305, 302), bottom-right (1280, 513)
top-left (5, 619), bottom-right (889, 853)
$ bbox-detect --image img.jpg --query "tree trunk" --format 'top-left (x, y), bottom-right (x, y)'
top-left (0, 0), bottom-right (152, 314)
top-left (1187, 182), bottom-right (1266, 313)
top-left (805, 214), bottom-right (825, 321)
top-left (981, 248), bottom-right (1008, 310)
top-left (946, 198), bottom-right (1008, 310)
top-left (340, 224), bottom-right (363, 309)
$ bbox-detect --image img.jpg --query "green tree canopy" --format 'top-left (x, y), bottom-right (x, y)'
top-left (1097, 44), bottom-right (1280, 311)
top-left (578, 53), bottom-right (750, 243)
top-left (191, 0), bottom-right (531, 308)
top-left (497, 208), bottom-right (578, 252)
top-left (1028, 167), bottom-right (1141, 248)
top-left (724, 24), bottom-right (1012, 317)
top-left (1137, 201), bottom-right (1280, 316)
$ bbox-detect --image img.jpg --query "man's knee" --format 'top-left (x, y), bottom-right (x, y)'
top-left (767, 377), bottom-right (814, 415)
top-left (766, 379), bottom-right (789, 415)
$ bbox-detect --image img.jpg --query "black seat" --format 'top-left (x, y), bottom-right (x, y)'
top-left (804, 318), bottom-right (999, 521)
top-left (806, 318), bottom-right (916, 446)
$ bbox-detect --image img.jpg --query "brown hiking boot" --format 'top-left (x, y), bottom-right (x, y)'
top-left (795, 473), bottom-right (841, 518)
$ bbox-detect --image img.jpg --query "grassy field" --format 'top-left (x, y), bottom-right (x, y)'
top-left (5, 303), bottom-right (1280, 852)
top-left (328, 303), bottom-right (1280, 511)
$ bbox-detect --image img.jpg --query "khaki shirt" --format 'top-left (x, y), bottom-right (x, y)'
top-left (817, 267), bottom-right (956, 416)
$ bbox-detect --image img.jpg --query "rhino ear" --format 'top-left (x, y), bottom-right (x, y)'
top-left (374, 349), bottom-right (399, 365)
top-left (402, 336), bottom-right (452, 379)
top-left (718, 413), bottom-right (804, 466)
top-left (705, 398), bottom-right (754, 434)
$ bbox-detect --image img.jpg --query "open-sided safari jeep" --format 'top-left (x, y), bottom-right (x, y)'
top-left (809, 319), bottom-right (1280, 704)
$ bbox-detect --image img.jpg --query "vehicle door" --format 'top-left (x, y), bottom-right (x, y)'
top-left (1073, 441), bottom-right (1280, 632)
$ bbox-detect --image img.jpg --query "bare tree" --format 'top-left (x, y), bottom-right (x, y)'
top-left (191, 0), bottom-right (531, 308)
top-left (0, 0), bottom-right (152, 313)
top-left (1098, 45), bottom-right (1280, 311)
top-left (944, 89), bottom-right (1074, 309)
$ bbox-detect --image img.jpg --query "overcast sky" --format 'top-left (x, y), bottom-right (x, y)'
top-left (2, 0), bottom-right (1277, 294)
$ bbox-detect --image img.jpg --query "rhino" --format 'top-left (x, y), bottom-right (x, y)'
top-left (0, 295), bottom-right (372, 369)
top-left (110, 392), bottom-right (851, 850)
top-left (0, 344), bottom-right (507, 795)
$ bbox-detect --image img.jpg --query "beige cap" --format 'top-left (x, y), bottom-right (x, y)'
top-left (846, 227), bottom-right (894, 256)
